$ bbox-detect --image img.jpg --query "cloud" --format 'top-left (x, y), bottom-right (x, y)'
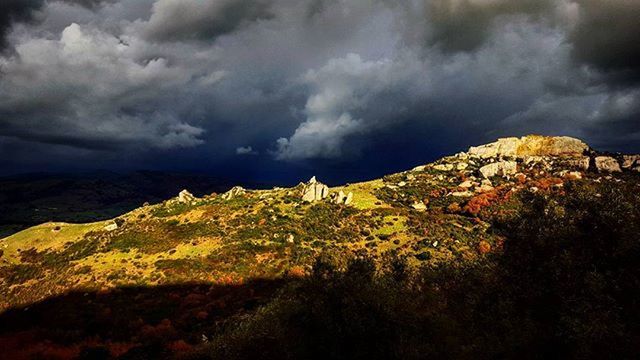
top-left (236, 146), bottom-right (258, 155)
top-left (0, 22), bottom-right (207, 150)
top-left (144, 0), bottom-right (273, 42)
top-left (275, 53), bottom-right (411, 160)
top-left (417, 0), bottom-right (555, 53)
top-left (0, 0), bottom-right (639, 178)
top-left (0, 0), bottom-right (44, 49)
top-left (567, 0), bottom-right (640, 85)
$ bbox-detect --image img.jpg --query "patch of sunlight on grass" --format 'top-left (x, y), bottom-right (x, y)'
top-left (373, 215), bottom-right (408, 236)
top-left (333, 179), bottom-right (387, 210)
top-left (1, 221), bottom-right (107, 264)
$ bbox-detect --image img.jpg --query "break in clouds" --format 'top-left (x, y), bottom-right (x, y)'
top-left (0, 0), bottom-right (639, 173)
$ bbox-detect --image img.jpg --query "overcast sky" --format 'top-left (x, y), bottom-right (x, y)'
top-left (0, 0), bottom-right (638, 184)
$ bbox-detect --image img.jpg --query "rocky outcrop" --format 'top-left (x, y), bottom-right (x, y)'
top-left (566, 156), bottom-right (591, 171)
top-left (104, 222), bottom-right (118, 231)
top-left (433, 164), bottom-right (454, 171)
top-left (623, 155), bottom-right (640, 169)
top-left (178, 189), bottom-right (195, 203)
top-left (221, 186), bottom-right (246, 200)
top-left (301, 176), bottom-right (329, 202)
top-left (479, 161), bottom-right (518, 178)
top-left (411, 201), bottom-right (427, 211)
top-left (468, 135), bottom-right (589, 159)
top-left (595, 156), bottom-right (621, 173)
top-left (332, 191), bottom-right (353, 205)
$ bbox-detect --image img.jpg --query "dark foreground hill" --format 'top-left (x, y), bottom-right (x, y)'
top-left (1, 135), bottom-right (639, 359)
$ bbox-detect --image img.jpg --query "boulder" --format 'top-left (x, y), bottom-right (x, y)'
top-left (456, 162), bottom-right (469, 171)
top-left (479, 161), bottom-right (518, 178)
top-left (332, 191), bottom-right (353, 205)
top-left (468, 135), bottom-right (588, 159)
top-left (301, 177), bottom-right (329, 202)
top-left (433, 164), bottom-right (454, 171)
top-left (595, 156), bottom-right (621, 173)
top-left (178, 189), bottom-right (195, 203)
top-left (566, 156), bottom-right (590, 171)
top-left (450, 191), bottom-right (474, 197)
top-left (104, 222), bottom-right (118, 231)
top-left (622, 155), bottom-right (640, 169)
top-left (221, 186), bottom-right (246, 200)
top-left (411, 201), bottom-right (427, 211)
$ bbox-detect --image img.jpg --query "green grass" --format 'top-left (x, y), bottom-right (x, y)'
top-left (1, 221), bottom-right (106, 264)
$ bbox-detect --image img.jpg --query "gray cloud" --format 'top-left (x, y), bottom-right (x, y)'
top-left (236, 146), bottom-right (258, 155)
top-left (0, 0), bottom-right (43, 49)
top-left (144, 0), bottom-right (273, 42)
top-left (0, 0), bottom-right (638, 177)
top-left (425, 0), bottom-right (555, 52)
top-left (568, 0), bottom-right (640, 85)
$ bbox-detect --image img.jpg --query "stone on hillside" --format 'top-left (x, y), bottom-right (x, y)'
top-left (411, 201), bottom-right (427, 211)
top-left (178, 189), bottom-right (195, 203)
top-left (468, 135), bottom-right (588, 159)
top-left (450, 191), bottom-right (474, 197)
top-left (595, 156), bottom-right (621, 173)
top-left (221, 186), bottom-right (246, 200)
top-left (433, 164), bottom-right (454, 171)
top-left (344, 192), bottom-right (353, 205)
top-left (458, 180), bottom-right (474, 189)
top-left (562, 171), bottom-right (583, 180)
top-left (411, 165), bottom-right (426, 172)
top-left (104, 222), bottom-right (118, 231)
top-left (456, 162), bottom-right (468, 171)
top-left (622, 155), bottom-right (640, 169)
top-left (301, 177), bottom-right (329, 202)
top-left (479, 161), bottom-right (518, 178)
top-left (566, 156), bottom-right (590, 171)
top-left (332, 191), bottom-right (353, 205)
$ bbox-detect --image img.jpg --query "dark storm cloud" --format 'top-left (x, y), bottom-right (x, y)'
top-left (0, 0), bottom-right (639, 180)
top-left (569, 0), bottom-right (640, 85)
top-left (0, 0), bottom-right (114, 50)
top-left (0, 0), bottom-right (43, 49)
top-left (426, 0), bottom-right (555, 52)
top-left (144, 0), bottom-right (273, 42)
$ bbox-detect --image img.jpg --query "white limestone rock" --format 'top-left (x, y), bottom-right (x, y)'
top-left (178, 189), bottom-right (195, 203)
top-left (479, 161), bottom-right (518, 178)
top-left (468, 135), bottom-right (588, 159)
top-left (622, 155), bottom-right (640, 169)
top-left (411, 201), bottom-right (427, 211)
top-left (301, 177), bottom-right (329, 202)
top-left (221, 186), bottom-right (246, 200)
top-left (595, 156), bottom-right (621, 173)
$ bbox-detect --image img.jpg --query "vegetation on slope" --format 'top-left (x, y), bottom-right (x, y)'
top-left (1, 136), bottom-right (639, 359)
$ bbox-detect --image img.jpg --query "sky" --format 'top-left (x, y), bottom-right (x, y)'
top-left (0, 0), bottom-right (639, 185)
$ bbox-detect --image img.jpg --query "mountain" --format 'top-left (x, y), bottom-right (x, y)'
top-left (0, 171), bottom-right (259, 238)
top-left (1, 135), bottom-right (639, 359)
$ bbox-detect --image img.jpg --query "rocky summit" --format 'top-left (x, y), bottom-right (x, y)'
top-left (1, 135), bottom-right (639, 359)
top-left (468, 135), bottom-right (589, 158)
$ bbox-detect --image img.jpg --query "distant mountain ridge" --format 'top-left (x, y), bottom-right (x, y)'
top-left (0, 171), bottom-right (260, 238)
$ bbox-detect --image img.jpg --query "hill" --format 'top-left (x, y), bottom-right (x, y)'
top-left (0, 171), bottom-right (255, 238)
top-left (1, 135), bottom-right (639, 359)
